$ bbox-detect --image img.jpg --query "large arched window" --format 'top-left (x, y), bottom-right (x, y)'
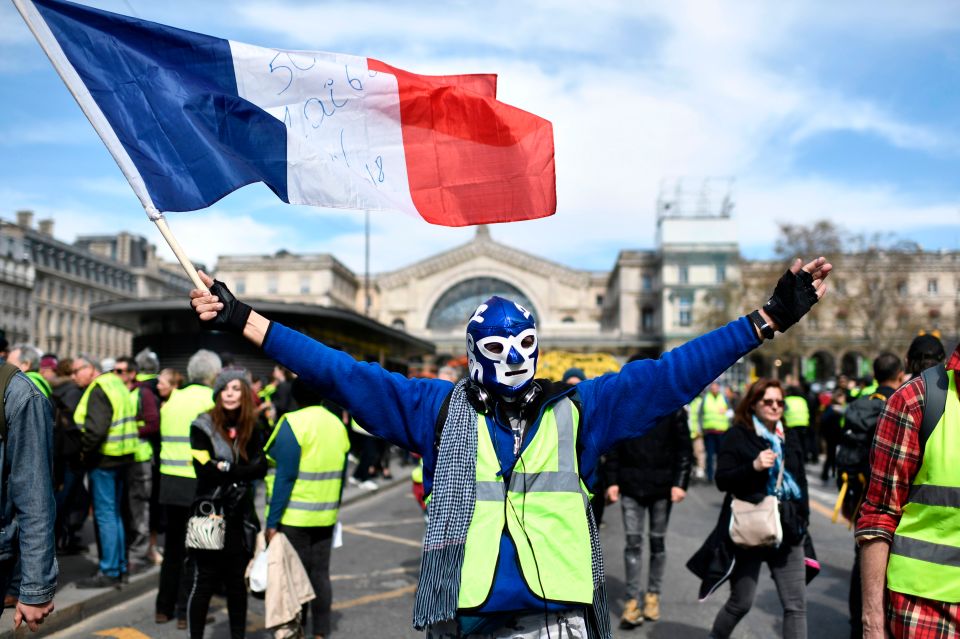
top-left (427, 277), bottom-right (538, 331)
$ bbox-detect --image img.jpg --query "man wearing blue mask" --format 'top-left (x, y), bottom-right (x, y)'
top-left (189, 257), bottom-right (831, 639)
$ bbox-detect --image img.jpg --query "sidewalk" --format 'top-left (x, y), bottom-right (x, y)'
top-left (0, 456), bottom-right (414, 638)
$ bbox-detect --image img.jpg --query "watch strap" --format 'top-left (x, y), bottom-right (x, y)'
top-left (749, 310), bottom-right (775, 340)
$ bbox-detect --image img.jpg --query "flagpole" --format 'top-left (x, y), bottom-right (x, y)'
top-left (152, 214), bottom-right (207, 291)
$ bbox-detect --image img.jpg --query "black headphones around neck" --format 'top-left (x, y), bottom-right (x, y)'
top-left (466, 379), bottom-right (542, 417)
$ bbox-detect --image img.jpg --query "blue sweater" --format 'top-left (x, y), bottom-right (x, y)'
top-left (263, 317), bottom-right (760, 617)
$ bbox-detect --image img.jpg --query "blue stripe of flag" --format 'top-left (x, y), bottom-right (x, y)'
top-left (33, 0), bottom-right (287, 212)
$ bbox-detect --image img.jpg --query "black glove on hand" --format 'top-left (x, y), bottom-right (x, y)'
top-left (199, 280), bottom-right (252, 333)
top-left (763, 268), bottom-right (818, 332)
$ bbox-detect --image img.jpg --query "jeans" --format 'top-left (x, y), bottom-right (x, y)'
top-left (282, 525), bottom-right (334, 637)
top-left (710, 540), bottom-right (807, 639)
top-left (156, 504), bottom-right (191, 619)
top-left (427, 610), bottom-right (587, 638)
top-left (125, 460), bottom-right (152, 563)
top-left (89, 465), bottom-right (128, 577)
top-left (621, 495), bottom-right (672, 599)
top-left (704, 432), bottom-right (724, 482)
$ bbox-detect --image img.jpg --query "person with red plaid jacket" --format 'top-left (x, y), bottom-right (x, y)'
top-left (857, 334), bottom-right (955, 639)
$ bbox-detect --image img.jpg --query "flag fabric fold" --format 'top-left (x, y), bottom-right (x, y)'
top-left (15, 0), bottom-right (556, 226)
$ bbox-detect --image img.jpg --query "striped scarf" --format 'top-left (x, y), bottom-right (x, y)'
top-left (413, 381), bottom-right (611, 639)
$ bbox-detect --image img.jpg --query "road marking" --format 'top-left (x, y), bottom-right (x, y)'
top-left (349, 516), bottom-right (425, 529)
top-left (809, 497), bottom-right (839, 520)
top-left (331, 566), bottom-right (417, 581)
top-left (340, 524), bottom-right (422, 548)
top-left (94, 629), bottom-right (151, 639)
top-left (332, 583), bottom-right (418, 610)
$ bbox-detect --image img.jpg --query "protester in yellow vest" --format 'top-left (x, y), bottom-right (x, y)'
top-left (71, 354), bottom-right (138, 588)
top-left (783, 385), bottom-right (815, 463)
top-left (114, 356), bottom-right (159, 571)
top-left (857, 337), bottom-right (953, 639)
top-left (154, 349), bottom-right (220, 627)
top-left (264, 379), bottom-right (350, 639)
top-left (697, 382), bottom-right (731, 482)
top-left (687, 396), bottom-right (707, 481)
top-left (189, 257), bottom-right (831, 637)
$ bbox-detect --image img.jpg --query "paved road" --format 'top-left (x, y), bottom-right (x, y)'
top-left (45, 466), bottom-right (857, 638)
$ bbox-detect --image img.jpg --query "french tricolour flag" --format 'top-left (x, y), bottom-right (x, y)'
top-left (15, 0), bottom-right (556, 226)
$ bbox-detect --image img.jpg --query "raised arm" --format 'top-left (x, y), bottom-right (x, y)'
top-left (188, 270), bottom-right (448, 456)
top-left (578, 256), bottom-right (831, 455)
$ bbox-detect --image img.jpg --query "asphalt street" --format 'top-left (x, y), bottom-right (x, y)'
top-left (42, 466), bottom-right (858, 638)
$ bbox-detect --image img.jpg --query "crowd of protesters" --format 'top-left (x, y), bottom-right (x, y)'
top-left (1, 313), bottom-right (955, 638)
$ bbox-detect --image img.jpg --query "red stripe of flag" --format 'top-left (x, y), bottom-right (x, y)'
top-left (368, 58), bottom-right (556, 227)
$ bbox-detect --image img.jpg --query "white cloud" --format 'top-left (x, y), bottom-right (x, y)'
top-left (0, 120), bottom-right (97, 146)
top-left (2, 0), bottom-right (958, 274)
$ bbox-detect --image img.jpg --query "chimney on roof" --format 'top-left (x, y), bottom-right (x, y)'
top-left (16, 210), bottom-right (33, 229)
top-left (38, 219), bottom-right (54, 236)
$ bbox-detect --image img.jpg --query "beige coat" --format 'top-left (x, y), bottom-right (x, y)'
top-left (247, 532), bottom-right (315, 635)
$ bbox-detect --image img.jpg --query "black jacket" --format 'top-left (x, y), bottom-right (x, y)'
top-left (715, 421), bottom-right (809, 534)
top-left (604, 408), bottom-right (693, 499)
top-left (688, 422), bottom-right (811, 599)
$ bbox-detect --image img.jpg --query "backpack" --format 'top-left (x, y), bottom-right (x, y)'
top-left (832, 363), bottom-right (949, 524)
top-left (835, 392), bottom-right (887, 479)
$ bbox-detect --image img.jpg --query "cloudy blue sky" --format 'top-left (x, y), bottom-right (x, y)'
top-left (2, 0), bottom-right (958, 275)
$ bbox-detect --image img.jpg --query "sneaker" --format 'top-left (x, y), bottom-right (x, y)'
top-left (620, 598), bottom-right (643, 628)
top-left (155, 613), bottom-right (173, 624)
top-left (347, 476), bottom-right (360, 487)
top-left (76, 572), bottom-right (122, 589)
top-left (358, 479), bottom-right (378, 491)
top-left (643, 592), bottom-right (661, 621)
top-left (693, 468), bottom-right (707, 482)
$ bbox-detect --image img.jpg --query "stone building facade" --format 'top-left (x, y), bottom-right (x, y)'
top-left (0, 211), bottom-right (193, 360)
top-left (0, 228), bottom-right (35, 347)
top-left (212, 211), bottom-right (957, 382)
top-left (6, 202), bottom-right (957, 382)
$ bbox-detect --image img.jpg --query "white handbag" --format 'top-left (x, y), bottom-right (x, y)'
top-left (185, 500), bottom-right (226, 550)
top-left (729, 458), bottom-right (784, 548)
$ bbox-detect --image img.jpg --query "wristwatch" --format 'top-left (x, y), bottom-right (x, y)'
top-left (749, 310), bottom-right (776, 340)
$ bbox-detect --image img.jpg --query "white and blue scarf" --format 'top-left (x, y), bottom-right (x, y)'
top-left (752, 416), bottom-right (802, 501)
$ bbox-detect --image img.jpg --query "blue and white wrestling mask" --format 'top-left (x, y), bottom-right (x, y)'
top-left (466, 296), bottom-right (538, 398)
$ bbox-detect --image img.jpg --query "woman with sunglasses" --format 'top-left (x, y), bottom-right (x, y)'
top-left (707, 378), bottom-right (809, 639)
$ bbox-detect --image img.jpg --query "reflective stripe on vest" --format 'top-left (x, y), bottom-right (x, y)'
top-left (701, 393), bottom-right (729, 432)
top-left (887, 369), bottom-right (960, 602)
top-left (784, 396), bottom-right (810, 428)
top-left (74, 373), bottom-right (139, 458)
top-left (264, 405), bottom-right (350, 527)
top-left (458, 398), bottom-right (594, 609)
top-left (159, 385), bottom-right (214, 478)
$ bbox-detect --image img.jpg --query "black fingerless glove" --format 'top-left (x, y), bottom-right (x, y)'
top-left (199, 280), bottom-right (252, 333)
top-left (762, 268), bottom-right (818, 332)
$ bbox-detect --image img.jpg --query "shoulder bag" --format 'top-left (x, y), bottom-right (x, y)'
top-left (729, 456), bottom-right (784, 548)
top-left (186, 496), bottom-right (226, 550)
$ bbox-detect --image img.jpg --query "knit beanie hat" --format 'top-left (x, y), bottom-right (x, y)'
top-left (562, 367), bottom-right (586, 383)
top-left (213, 367), bottom-right (251, 397)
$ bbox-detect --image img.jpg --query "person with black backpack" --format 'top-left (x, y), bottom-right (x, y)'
top-left (834, 352), bottom-right (904, 638)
